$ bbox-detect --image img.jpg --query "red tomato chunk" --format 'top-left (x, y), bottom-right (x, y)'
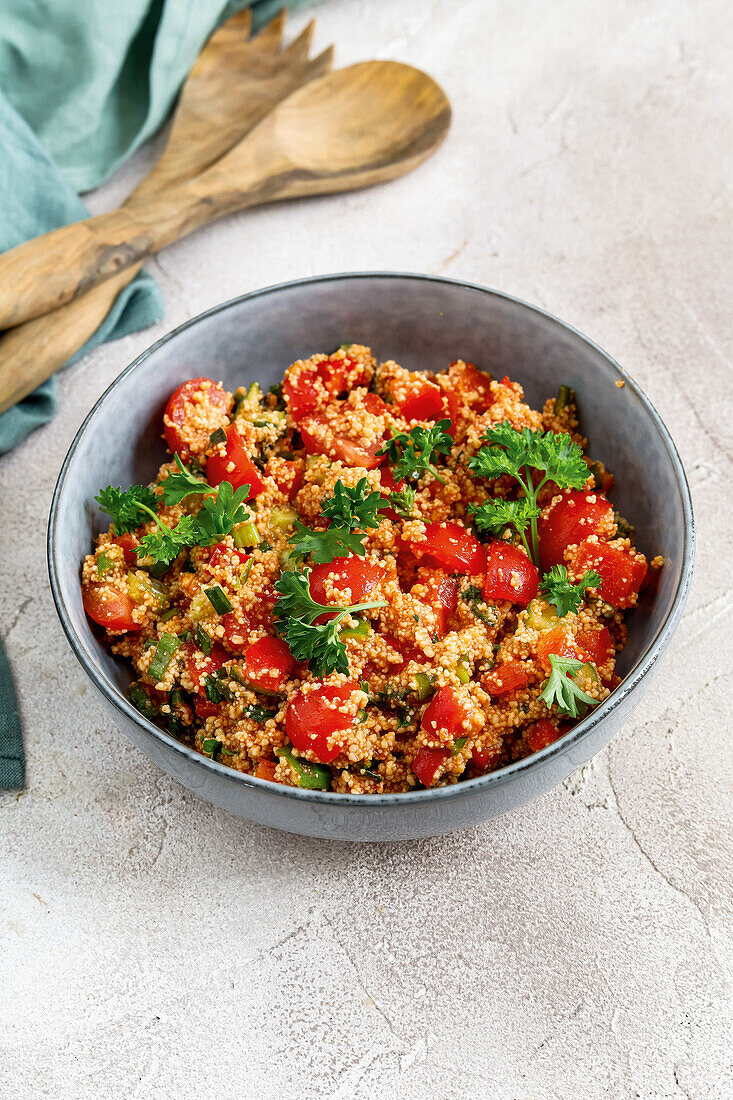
top-left (483, 541), bottom-right (539, 605)
top-left (286, 681), bottom-right (358, 763)
top-left (538, 490), bottom-right (613, 570)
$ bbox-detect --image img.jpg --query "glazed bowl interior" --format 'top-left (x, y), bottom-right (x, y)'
top-left (48, 273), bottom-right (693, 836)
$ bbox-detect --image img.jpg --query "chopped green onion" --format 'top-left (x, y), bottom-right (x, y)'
top-left (455, 654), bottom-right (471, 684)
top-left (452, 736), bottom-right (468, 756)
top-left (129, 683), bottom-right (158, 719)
top-left (159, 607), bottom-right (177, 622)
top-left (258, 541), bottom-right (272, 553)
top-left (169, 687), bottom-right (185, 707)
top-left (270, 506), bottom-right (298, 532)
top-left (97, 551), bottom-right (114, 576)
top-left (415, 671), bottom-right (435, 702)
top-left (204, 674), bottom-right (235, 704)
top-left (232, 520), bottom-right (260, 549)
top-left (204, 586), bottom-right (233, 615)
top-left (554, 385), bottom-right (575, 412)
top-left (356, 707), bottom-right (368, 724)
top-left (148, 633), bottom-right (181, 682)
top-left (208, 427), bottom-right (227, 447)
top-left (340, 617), bottom-right (371, 641)
top-left (244, 704), bottom-right (277, 723)
top-left (233, 560), bottom-right (254, 589)
top-left (195, 624), bottom-right (212, 656)
top-left (276, 745), bottom-right (331, 791)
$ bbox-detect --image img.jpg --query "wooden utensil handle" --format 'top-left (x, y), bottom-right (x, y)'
top-left (0, 182), bottom-right (236, 330)
top-left (0, 264), bottom-right (143, 415)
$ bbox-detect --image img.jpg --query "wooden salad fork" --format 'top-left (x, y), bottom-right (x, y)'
top-left (0, 61), bottom-right (450, 385)
top-left (0, 9), bottom-right (333, 413)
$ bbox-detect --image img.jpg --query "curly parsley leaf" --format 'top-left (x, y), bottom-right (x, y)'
top-left (195, 481), bottom-right (251, 544)
top-left (539, 565), bottom-right (602, 617)
top-left (387, 486), bottom-right (416, 518)
top-left (468, 421), bottom-right (590, 566)
top-left (468, 496), bottom-right (540, 538)
top-left (159, 454), bottom-right (212, 506)
top-left (539, 654), bottom-right (601, 718)
top-left (321, 478), bottom-right (385, 531)
top-left (288, 520), bottom-right (367, 564)
top-left (274, 569), bottom-right (387, 677)
top-left (376, 419), bottom-right (453, 486)
top-left (136, 513), bottom-right (200, 569)
top-left (95, 484), bottom-right (158, 535)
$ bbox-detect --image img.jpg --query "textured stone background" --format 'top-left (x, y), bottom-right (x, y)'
top-left (1, 1), bottom-right (731, 1097)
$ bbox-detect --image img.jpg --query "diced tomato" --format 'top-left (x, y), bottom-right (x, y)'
top-left (300, 411), bottom-right (385, 470)
top-left (451, 361), bottom-right (493, 412)
top-left (414, 569), bottom-right (458, 638)
top-left (362, 392), bottom-right (391, 417)
top-left (412, 746), bottom-right (450, 786)
top-left (405, 522), bottom-right (485, 574)
top-left (309, 556), bottom-right (384, 617)
top-left (268, 459), bottom-right (304, 501)
top-left (163, 377), bottom-right (229, 458)
top-left (195, 698), bottom-right (221, 719)
top-left (284, 355), bottom-right (367, 422)
top-left (574, 539), bottom-right (647, 609)
top-left (576, 623), bottom-right (614, 669)
top-left (538, 490), bottom-right (612, 570)
top-left (285, 681), bottom-right (358, 763)
top-left (111, 533), bottom-right (138, 565)
top-left (82, 584), bottom-right (139, 632)
top-left (471, 744), bottom-right (502, 771)
top-left (206, 543), bottom-right (250, 572)
top-left (241, 635), bottom-right (295, 693)
top-left (393, 378), bottom-right (446, 422)
top-left (182, 641), bottom-right (229, 692)
top-left (421, 685), bottom-right (471, 737)
top-left (483, 661), bottom-right (533, 696)
top-left (526, 717), bottom-right (567, 753)
top-left (535, 623), bottom-right (584, 672)
top-left (222, 611), bottom-right (255, 652)
top-left (254, 759), bottom-right (279, 782)
top-left (482, 541), bottom-right (539, 606)
top-left (206, 425), bottom-right (265, 498)
top-left (381, 634), bottom-right (423, 668)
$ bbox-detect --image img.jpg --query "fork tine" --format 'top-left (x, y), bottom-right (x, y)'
top-left (282, 18), bottom-right (315, 62)
top-left (252, 9), bottom-right (287, 54)
top-left (189, 8), bottom-right (253, 77)
top-left (306, 44), bottom-right (335, 81)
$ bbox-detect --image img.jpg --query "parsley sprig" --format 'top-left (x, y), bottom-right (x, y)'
top-left (386, 486), bottom-right (416, 518)
top-left (136, 513), bottom-right (200, 568)
top-left (539, 565), bottom-right (602, 617)
top-left (539, 654), bottom-right (601, 718)
top-left (160, 454), bottom-right (212, 505)
top-left (274, 569), bottom-right (387, 676)
top-left (95, 485), bottom-right (158, 535)
top-left (468, 421), bottom-right (589, 566)
top-left (376, 420), bottom-right (453, 486)
top-left (195, 482), bottom-right (251, 543)
top-left (289, 478), bottom-right (391, 565)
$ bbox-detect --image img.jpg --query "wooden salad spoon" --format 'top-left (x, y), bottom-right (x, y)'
top-left (0, 9), bottom-right (333, 413)
top-left (0, 61), bottom-right (451, 332)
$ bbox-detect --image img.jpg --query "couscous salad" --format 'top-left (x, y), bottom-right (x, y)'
top-left (81, 346), bottom-right (657, 793)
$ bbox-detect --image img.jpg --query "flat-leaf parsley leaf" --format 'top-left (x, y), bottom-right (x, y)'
top-left (539, 565), bottom-right (602, 617)
top-left (539, 654), bottom-right (600, 718)
top-left (376, 420), bottom-right (453, 486)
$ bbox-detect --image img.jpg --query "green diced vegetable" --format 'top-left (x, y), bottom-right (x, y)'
top-left (97, 551), bottom-right (114, 576)
top-left (340, 617), bottom-right (371, 641)
top-left (276, 745), bottom-right (331, 791)
top-left (452, 736), bottom-right (468, 756)
top-left (356, 707), bottom-right (368, 724)
top-left (208, 427), bottom-right (227, 447)
top-left (129, 683), bottom-right (158, 720)
top-left (204, 586), bottom-right (233, 615)
top-left (232, 520), bottom-right (260, 549)
top-left (525, 598), bottom-right (559, 632)
top-left (148, 633), bottom-right (181, 682)
top-left (554, 385), bottom-right (575, 412)
top-left (189, 593), bottom-right (211, 622)
top-left (415, 671), bottom-right (435, 701)
top-left (455, 655), bottom-right (471, 684)
top-left (159, 607), bottom-right (177, 622)
top-left (204, 673), bottom-right (235, 704)
top-left (270, 506), bottom-right (298, 532)
top-left (195, 624), bottom-right (212, 656)
top-left (169, 687), bottom-right (185, 707)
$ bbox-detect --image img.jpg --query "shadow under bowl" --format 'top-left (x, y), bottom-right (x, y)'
top-left (48, 273), bottom-right (694, 841)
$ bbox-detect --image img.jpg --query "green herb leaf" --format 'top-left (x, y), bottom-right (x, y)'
top-left (321, 477), bottom-right (385, 531)
top-left (159, 454), bottom-right (212, 505)
top-left (195, 481), bottom-right (251, 544)
top-left (468, 497), bottom-right (540, 538)
top-left (376, 419), bottom-right (453, 485)
top-left (96, 551), bottom-right (114, 575)
top-left (95, 484), bottom-right (158, 535)
top-left (273, 569), bottom-right (387, 677)
top-left (136, 513), bottom-right (200, 568)
top-left (202, 737), bottom-right (222, 759)
top-left (461, 585), bottom-right (499, 628)
top-left (194, 623), bottom-right (212, 656)
top-left (288, 519), bottom-right (367, 564)
top-left (539, 565), bottom-right (602, 617)
top-left (209, 427), bottom-right (227, 447)
top-left (244, 704), bottom-right (277, 723)
top-left (387, 486), bottom-right (417, 518)
top-left (539, 654), bottom-right (601, 718)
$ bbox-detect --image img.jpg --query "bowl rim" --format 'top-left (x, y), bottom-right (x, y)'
top-left (48, 271), bottom-right (695, 808)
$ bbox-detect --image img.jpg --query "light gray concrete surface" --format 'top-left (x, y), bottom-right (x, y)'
top-left (1, 1), bottom-right (731, 1096)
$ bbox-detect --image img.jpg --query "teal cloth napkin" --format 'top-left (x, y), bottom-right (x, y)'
top-left (0, 0), bottom-right (316, 786)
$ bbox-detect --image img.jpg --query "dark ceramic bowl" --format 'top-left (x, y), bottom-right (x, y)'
top-left (48, 273), bottom-right (694, 841)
